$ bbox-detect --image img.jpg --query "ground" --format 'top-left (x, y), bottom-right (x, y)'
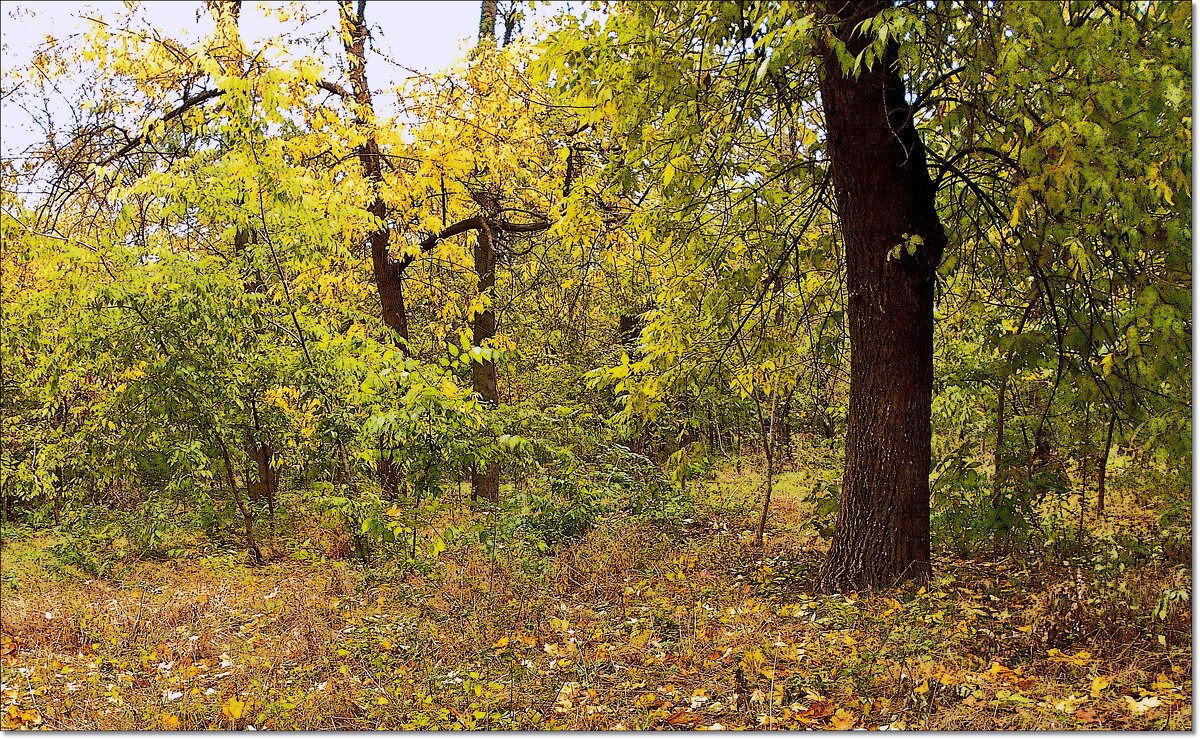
top-left (0, 465), bottom-right (1191, 730)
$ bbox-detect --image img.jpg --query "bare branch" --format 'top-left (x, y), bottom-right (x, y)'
top-left (101, 88), bottom-right (223, 166)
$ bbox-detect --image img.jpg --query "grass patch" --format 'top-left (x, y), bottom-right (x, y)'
top-left (1, 459), bottom-right (1190, 730)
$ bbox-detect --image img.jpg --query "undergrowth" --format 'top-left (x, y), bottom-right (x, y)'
top-left (1, 450), bottom-right (1190, 730)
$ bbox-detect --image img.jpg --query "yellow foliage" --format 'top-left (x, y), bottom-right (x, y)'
top-left (221, 695), bottom-right (248, 721)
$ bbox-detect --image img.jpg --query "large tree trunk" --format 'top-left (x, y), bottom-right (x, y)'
top-left (479, 0), bottom-right (498, 44)
top-left (816, 0), bottom-right (946, 592)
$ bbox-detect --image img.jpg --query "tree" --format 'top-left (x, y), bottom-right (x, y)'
top-left (467, 0), bottom-right (503, 503)
top-left (813, 0), bottom-right (946, 590)
top-left (336, 0), bottom-right (411, 345)
top-left (330, 0), bottom-right (568, 504)
top-left (536, 0), bottom-right (1189, 589)
top-left (2, 0), bottom-right (1187, 590)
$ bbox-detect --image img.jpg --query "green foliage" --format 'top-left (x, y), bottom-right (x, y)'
top-left (0, 2), bottom-right (1192, 731)
top-left (0, 1), bottom-right (1189, 588)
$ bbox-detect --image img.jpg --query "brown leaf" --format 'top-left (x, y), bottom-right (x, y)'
top-left (666, 709), bottom-right (703, 726)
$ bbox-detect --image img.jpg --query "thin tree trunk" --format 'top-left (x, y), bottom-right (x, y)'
top-left (1079, 404), bottom-right (1092, 490)
top-left (1031, 421), bottom-right (1052, 503)
top-left (1097, 411), bottom-right (1116, 515)
top-left (248, 440), bottom-right (276, 517)
top-left (778, 385), bottom-right (796, 464)
top-left (469, 0), bottom-right (502, 504)
top-left (247, 397), bottom-right (278, 515)
top-left (338, 1), bottom-right (410, 499)
top-left (755, 393), bottom-right (779, 548)
top-left (816, 0), bottom-right (946, 592)
top-left (990, 285), bottom-right (1043, 518)
top-left (205, 1), bottom-right (264, 563)
top-left (471, 223), bottom-right (501, 409)
top-left (993, 377), bottom-right (1006, 500)
top-left (379, 437), bottom-right (400, 500)
top-left (470, 211), bottom-right (501, 503)
top-left (219, 440), bottom-right (263, 565)
top-left (339, 0), bottom-right (410, 344)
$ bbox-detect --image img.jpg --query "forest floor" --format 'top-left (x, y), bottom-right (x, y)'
top-left (0, 464), bottom-right (1191, 730)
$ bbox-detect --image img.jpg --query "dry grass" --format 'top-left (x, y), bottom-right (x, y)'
top-left (1, 473), bottom-right (1191, 730)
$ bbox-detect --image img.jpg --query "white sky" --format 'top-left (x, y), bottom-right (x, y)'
top-left (0, 1), bottom-right (571, 158)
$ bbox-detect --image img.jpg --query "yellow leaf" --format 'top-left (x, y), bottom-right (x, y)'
top-left (740, 649), bottom-right (766, 675)
top-left (549, 617), bottom-right (570, 632)
top-left (161, 713), bottom-right (181, 730)
top-left (1048, 649), bottom-right (1091, 666)
top-left (221, 695), bottom-right (247, 721)
top-left (492, 636), bottom-right (509, 649)
top-left (1090, 676), bottom-right (1111, 697)
top-left (379, 638), bottom-right (394, 651)
top-left (634, 692), bottom-right (660, 708)
top-left (829, 709), bottom-right (856, 730)
top-left (3, 704), bottom-right (43, 729)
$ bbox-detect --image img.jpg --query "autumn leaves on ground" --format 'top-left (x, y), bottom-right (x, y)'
top-left (1, 0), bottom-right (1191, 732)
top-left (2, 456), bottom-right (1190, 731)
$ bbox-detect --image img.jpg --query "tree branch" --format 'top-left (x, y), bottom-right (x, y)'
top-left (101, 89), bottom-right (223, 166)
top-left (395, 214), bottom-right (550, 272)
top-left (495, 218), bottom-right (550, 234)
top-left (317, 80), bottom-right (352, 99)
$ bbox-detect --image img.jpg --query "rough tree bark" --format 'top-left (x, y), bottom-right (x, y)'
top-left (339, 0), bottom-right (410, 344)
top-left (338, 0), bottom-right (408, 498)
top-left (816, 0), bottom-right (947, 592)
top-left (469, 214), bottom-right (502, 503)
top-left (469, 0), bottom-right (502, 503)
top-left (479, 0), bottom-right (498, 42)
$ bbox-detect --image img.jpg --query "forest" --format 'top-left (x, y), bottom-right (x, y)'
top-left (0, 0), bottom-right (1191, 730)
